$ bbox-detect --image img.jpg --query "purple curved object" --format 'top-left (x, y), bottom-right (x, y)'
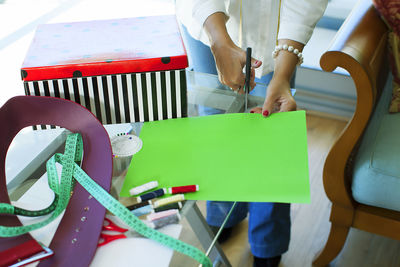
top-left (0, 96), bottom-right (113, 267)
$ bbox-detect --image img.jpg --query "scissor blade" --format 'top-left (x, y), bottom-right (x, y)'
top-left (244, 47), bottom-right (252, 112)
top-left (125, 230), bottom-right (142, 238)
top-left (245, 92), bottom-right (248, 111)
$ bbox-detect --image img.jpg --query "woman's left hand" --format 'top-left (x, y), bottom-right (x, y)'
top-left (250, 38), bottom-right (303, 116)
top-left (250, 77), bottom-right (296, 116)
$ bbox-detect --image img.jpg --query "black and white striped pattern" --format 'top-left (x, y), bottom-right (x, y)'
top-left (24, 70), bottom-right (187, 129)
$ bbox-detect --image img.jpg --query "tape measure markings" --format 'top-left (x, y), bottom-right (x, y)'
top-left (0, 133), bottom-right (211, 267)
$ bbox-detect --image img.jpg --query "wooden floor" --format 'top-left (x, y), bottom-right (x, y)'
top-left (176, 114), bottom-right (400, 267)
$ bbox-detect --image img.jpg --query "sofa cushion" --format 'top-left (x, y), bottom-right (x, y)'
top-left (352, 75), bottom-right (400, 212)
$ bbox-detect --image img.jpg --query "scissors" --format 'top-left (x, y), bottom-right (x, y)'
top-left (244, 47), bottom-right (252, 112)
top-left (97, 217), bottom-right (139, 247)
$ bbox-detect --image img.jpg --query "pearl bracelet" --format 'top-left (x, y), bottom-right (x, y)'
top-left (272, 44), bottom-right (304, 65)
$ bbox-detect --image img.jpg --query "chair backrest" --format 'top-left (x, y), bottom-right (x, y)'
top-left (0, 95), bottom-right (113, 266)
top-left (319, 0), bottom-right (389, 207)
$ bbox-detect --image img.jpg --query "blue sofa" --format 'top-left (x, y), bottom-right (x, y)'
top-left (312, 0), bottom-right (400, 266)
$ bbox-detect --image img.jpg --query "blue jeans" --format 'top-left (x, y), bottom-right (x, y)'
top-left (181, 25), bottom-right (291, 258)
top-left (207, 202), bottom-right (290, 258)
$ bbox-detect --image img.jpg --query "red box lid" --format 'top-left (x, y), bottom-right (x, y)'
top-left (21, 15), bottom-right (188, 81)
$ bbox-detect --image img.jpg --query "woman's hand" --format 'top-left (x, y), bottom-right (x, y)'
top-left (250, 78), bottom-right (296, 116)
top-left (204, 12), bottom-right (261, 93)
top-left (250, 39), bottom-right (303, 116)
top-left (211, 42), bottom-right (261, 92)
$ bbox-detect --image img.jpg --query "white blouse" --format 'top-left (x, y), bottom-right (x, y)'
top-left (175, 0), bottom-right (328, 77)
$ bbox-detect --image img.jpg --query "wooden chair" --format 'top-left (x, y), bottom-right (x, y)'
top-left (312, 0), bottom-right (400, 265)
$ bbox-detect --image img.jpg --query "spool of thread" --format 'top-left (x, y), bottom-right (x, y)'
top-left (154, 202), bottom-right (183, 212)
top-left (152, 194), bottom-right (185, 209)
top-left (168, 185), bottom-right (199, 194)
top-left (131, 204), bottom-right (153, 217)
top-left (146, 209), bottom-right (179, 221)
top-left (137, 188), bottom-right (166, 203)
top-left (129, 181), bottom-right (158, 196)
top-left (148, 213), bottom-right (181, 229)
top-left (126, 200), bottom-right (152, 211)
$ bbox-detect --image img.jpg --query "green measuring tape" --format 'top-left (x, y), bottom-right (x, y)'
top-left (0, 195), bottom-right (59, 217)
top-left (0, 133), bottom-right (211, 267)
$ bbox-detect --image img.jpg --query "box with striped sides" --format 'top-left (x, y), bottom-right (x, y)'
top-left (24, 70), bottom-right (187, 129)
top-left (21, 15), bottom-right (189, 129)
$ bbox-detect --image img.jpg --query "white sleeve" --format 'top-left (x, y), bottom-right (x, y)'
top-left (278, 0), bottom-right (329, 44)
top-left (175, 0), bottom-right (228, 40)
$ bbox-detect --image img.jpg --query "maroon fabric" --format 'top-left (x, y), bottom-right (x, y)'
top-left (0, 239), bottom-right (43, 267)
top-left (0, 96), bottom-right (113, 267)
top-left (372, 0), bottom-right (400, 108)
top-left (372, 0), bottom-right (400, 36)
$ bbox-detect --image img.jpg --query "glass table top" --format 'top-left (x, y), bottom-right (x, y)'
top-left (186, 70), bottom-right (269, 116)
top-left (4, 70), bottom-right (274, 267)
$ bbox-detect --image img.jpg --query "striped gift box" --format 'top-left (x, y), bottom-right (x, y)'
top-left (21, 16), bottom-right (188, 129)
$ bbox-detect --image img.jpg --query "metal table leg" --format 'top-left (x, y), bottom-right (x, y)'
top-left (181, 200), bottom-right (232, 267)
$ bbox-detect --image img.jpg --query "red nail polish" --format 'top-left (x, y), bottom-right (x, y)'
top-left (263, 110), bottom-right (269, 117)
top-left (250, 110), bottom-right (254, 113)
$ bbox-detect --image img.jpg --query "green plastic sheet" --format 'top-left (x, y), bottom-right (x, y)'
top-left (120, 111), bottom-right (310, 203)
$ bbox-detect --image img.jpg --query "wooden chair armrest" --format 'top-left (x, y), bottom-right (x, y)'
top-left (320, 0), bottom-right (389, 207)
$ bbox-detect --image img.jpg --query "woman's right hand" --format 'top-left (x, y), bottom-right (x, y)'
top-left (204, 12), bottom-right (261, 93)
top-left (211, 42), bottom-right (261, 92)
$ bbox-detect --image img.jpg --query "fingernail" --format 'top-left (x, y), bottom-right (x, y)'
top-left (250, 110), bottom-right (254, 113)
top-left (254, 60), bottom-right (260, 66)
top-left (263, 110), bottom-right (269, 117)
